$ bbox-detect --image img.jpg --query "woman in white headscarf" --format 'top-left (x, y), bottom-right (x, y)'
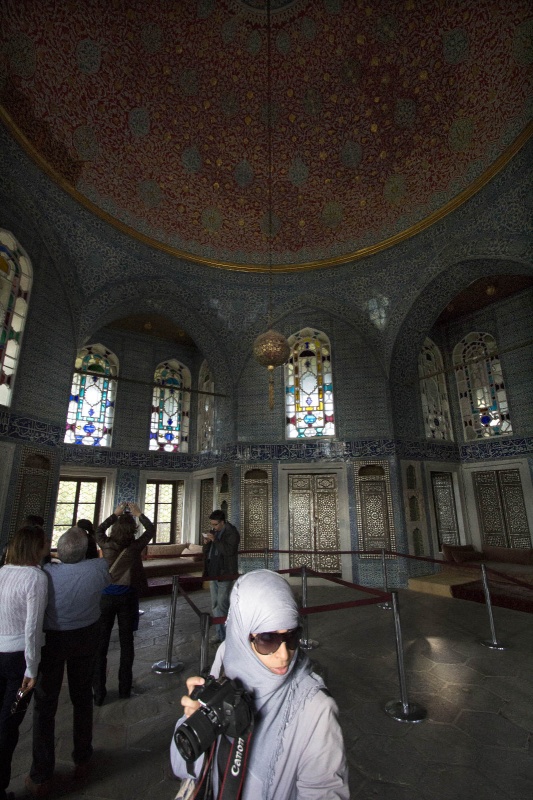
top-left (170, 569), bottom-right (349, 800)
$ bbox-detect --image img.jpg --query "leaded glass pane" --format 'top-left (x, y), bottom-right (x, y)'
top-left (0, 229), bottom-right (32, 408)
top-left (145, 480), bottom-right (183, 543)
top-left (145, 484), bottom-right (156, 503)
top-left (197, 360), bottom-right (215, 452)
top-left (58, 481), bottom-right (77, 503)
top-left (453, 332), bottom-right (512, 441)
top-left (285, 328), bottom-right (335, 439)
top-left (64, 344), bottom-right (118, 446)
top-left (418, 338), bottom-right (453, 440)
top-left (157, 522), bottom-right (171, 543)
top-left (149, 360), bottom-right (190, 453)
top-left (52, 479), bottom-right (101, 547)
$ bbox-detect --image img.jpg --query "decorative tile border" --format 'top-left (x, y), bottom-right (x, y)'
top-left (1, 412), bottom-right (63, 447)
top-left (2, 411), bottom-right (531, 468)
top-left (459, 436), bottom-right (533, 461)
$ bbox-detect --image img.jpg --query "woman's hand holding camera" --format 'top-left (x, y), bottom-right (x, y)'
top-left (114, 501), bottom-right (143, 517)
top-left (181, 676), bottom-right (205, 718)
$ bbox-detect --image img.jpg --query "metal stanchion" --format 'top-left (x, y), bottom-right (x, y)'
top-left (377, 548), bottom-right (392, 610)
top-left (385, 591), bottom-right (427, 723)
top-left (479, 564), bottom-right (508, 650)
top-left (299, 564), bottom-right (319, 650)
top-left (152, 575), bottom-right (184, 674)
top-left (199, 612), bottom-right (211, 675)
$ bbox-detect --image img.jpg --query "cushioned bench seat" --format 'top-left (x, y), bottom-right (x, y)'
top-left (142, 542), bottom-right (204, 579)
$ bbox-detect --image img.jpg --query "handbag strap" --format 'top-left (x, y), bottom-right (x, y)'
top-left (109, 547), bottom-right (130, 581)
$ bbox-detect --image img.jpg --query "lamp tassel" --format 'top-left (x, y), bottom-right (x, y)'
top-left (268, 366), bottom-right (274, 410)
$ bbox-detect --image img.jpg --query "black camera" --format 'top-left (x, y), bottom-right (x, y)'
top-left (174, 676), bottom-right (254, 762)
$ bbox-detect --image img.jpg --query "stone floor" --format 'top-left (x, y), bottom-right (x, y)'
top-left (8, 581), bottom-right (533, 800)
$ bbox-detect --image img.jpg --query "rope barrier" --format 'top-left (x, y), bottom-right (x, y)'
top-left (151, 545), bottom-right (531, 723)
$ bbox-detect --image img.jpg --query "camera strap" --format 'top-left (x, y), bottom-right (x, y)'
top-left (216, 723), bottom-right (254, 800)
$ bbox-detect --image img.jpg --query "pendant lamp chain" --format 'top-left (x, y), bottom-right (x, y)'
top-left (252, 0), bottom-right (290, 410)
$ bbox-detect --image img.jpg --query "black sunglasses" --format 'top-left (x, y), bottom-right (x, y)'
top-left (249, 627), bottom-right (302, 656)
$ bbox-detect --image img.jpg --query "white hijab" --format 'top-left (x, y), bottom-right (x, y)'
top-left (221, 570), bottom-right (324, 799)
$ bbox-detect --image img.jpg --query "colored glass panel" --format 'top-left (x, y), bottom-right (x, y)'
top-left (285, 328), bottom-right (335, 439)
top-left (150, 360), bottom-right (190, 453)
top-left (64, 344), bottom-right (118, 446)
top-left (453, 332), bottom-right (512, 441)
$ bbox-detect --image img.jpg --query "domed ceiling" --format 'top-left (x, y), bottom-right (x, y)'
top-left (1, 0), bottom-right (531, 270)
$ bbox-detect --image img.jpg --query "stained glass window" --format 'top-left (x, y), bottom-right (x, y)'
top-left (197, 360), bottom-right (214, 452)
top-left (0, 229), bottom-right (32, 407)
top-left (418, 338), bottom-right (453, 440)
top-left (285, 328), bottom-right (335, 439)
top-left (453, 332), bottom-right (512, 441)
top-left (150, 360), bottom-right (190, 453)
top-left (64, 344), bottom-right (118, 446)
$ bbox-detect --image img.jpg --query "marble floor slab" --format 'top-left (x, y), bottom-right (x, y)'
top-left (8, 584), bottom-right (533, 800)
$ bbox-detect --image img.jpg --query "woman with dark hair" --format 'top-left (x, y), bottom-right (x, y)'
top-left (171, 570), bottom-right (349, 800)
top-left (93, 502), bottom-right (154, 705)
top-left (76, 519), bottom-right (99, 559)
top-left (0, 526), bottom-right (48, 800)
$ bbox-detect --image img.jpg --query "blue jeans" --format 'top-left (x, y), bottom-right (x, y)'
top-left (0, 650), bottom-right (27, 799)
top-left (209, 580), bottom-right (233, 641)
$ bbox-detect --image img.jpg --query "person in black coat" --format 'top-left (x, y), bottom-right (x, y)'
top-left (202, 509), bottom-right (240, 643)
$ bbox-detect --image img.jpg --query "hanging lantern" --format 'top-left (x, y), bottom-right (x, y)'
top-left (253, 329), bottom-right (290, 410)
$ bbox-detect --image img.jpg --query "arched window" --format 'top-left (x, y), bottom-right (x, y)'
top-left (65, 344), bottom-right (118, 446)
top-left (0, 230), bottom-right (32, 407)
top-left (285, 328), bottom-right (335, 439)
top-left (150, 360), bottom-right (190, 453)
top-left (453, 332), bottom-right (512, 441)
top-left (418, 338), bottom-right (453, 440)
top-left (197, 360), bottom-right (214, 452)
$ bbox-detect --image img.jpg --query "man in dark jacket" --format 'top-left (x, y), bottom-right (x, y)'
top-left (202, 510), bottom-right (240, 643)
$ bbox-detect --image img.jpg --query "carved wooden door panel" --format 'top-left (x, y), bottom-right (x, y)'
top-left (359, 480), bottom-right (391, 551)
top-left (288, 474), bottom-right (340, 573)
top-left (243, 476), bottom-right (269, 552)
top-left (431, 471), bottom-right (460, 549)
top-left (473, 469), bottom-right (530, 548)
top-left (199, 478), bottom-right (214, 542)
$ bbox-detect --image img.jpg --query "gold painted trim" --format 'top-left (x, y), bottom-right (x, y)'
top-left (2, 106), bottom-right (531, 274)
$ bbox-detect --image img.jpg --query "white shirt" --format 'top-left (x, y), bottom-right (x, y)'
top-left (0, 565), bottom-right (48, 677)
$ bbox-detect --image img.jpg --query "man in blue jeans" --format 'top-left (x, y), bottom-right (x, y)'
top-left (202, 510), bottom-right (240, 643)
top-left (25, 528), bottom-right (109, 797)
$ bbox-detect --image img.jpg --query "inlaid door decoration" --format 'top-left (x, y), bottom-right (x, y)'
top-left (241, 468), bottom-right (272, 557)
top-left (354, 462), bottom-right (396, 556)
top-left (472, 469), bottom-right (530, 548)
top-left (431, 471), bottom-right (460, 549)
top-left (199, 478), bottom-right (214, 541)
top-left (288, 474), bottom-right (340, 573)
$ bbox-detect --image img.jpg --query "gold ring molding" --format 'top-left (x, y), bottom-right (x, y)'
top-left (2, 107), bottom-right (531, 274)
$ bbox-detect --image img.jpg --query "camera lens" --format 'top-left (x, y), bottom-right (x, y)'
top-left (175, 729), bottom-right (198, 762)
top-left (175, 708), bottom-right (219, 762)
